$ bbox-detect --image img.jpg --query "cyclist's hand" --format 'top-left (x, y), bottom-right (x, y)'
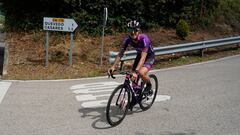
top-left (131, 72), bottom-right (138, 82)
top-left (108, 67), bottom-right (116, 79)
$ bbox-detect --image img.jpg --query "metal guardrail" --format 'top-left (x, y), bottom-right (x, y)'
top-left (109, 36), bottom-right (240, 65)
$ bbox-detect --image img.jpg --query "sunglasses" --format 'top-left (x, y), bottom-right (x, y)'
top-left (127, 28), bottom-right (137, 33)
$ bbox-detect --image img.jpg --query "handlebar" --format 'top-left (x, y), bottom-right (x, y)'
top-left (108, 69), bottom-right (134, 79)
top-left (107, 69), bottom-right (116, 79)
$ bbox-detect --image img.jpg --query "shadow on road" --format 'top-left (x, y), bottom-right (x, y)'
top-left (78, 105), bottom-right (143, 129)
top-left (78, 107), bottom-right (112, 129)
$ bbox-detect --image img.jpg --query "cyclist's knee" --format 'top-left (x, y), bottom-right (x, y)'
top-left (138, 68), bottom-right (150, 82)
top-left (138, 67), bottom-right (149, 75)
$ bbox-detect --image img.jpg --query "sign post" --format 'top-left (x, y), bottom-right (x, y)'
top-left (70, 33), bottom-right (74, 65)
top-left (100, 7), bottom-right (108, 66)
top-left (45, 31), bottom-right (49, 67)
top-left (43, 17), bottom-right (78, 67)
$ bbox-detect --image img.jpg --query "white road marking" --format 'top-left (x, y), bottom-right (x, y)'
top-left (70, 81), bottom-right (171, 108)
top-left (70, 82), bottom-right (120, 90)
top-left (80, 95), bottom-right (171, 108)
top-left (75, 94), bottom-right (110, 102)
top-left (155, 95), bottom-right (171, 102)
top-left (70, 81), bottom-right (121, 94)
top-left (72, 88), bottom-right (114, 94)
top-left (0, 82), bottom-right (12, 104)
top-left (81, 100), bottom-right (108, 108)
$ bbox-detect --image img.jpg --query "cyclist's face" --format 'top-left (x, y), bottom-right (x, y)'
top-left (128, 28), bottom-right (139, 40)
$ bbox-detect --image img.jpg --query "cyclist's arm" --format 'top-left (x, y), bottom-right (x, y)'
top-left (111, 44), bottom-right (128, 69)
top-left (112, 53), bottom-right (122, 69)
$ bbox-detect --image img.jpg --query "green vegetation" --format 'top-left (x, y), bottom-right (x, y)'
top-left (0, 14), bottom-right (4, 24)
top-left (0, 15), bottom-right (4, 32)
top-left (0, 0), bottom-right (239, 36)
top-left (0, 0), bottom-right (239, 35)
top-left (176, 19), bottom-right (189, 39)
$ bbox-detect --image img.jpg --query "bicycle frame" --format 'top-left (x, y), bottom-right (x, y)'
top-left (116, 72), bottom-right (142, 106)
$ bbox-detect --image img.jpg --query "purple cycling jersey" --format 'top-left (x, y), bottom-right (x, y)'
top-left (120, 34), bottom-right (155, 59)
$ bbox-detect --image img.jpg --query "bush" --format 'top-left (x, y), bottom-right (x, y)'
top-left (0, 14), bottom-right (4, 24)
top-left (0, 15), bottom-right (4, 32)
top-left (176, 19), bottom-right (189, 40)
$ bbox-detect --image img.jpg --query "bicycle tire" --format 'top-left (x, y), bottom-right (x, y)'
top-left (139, 74), bottom-right (158, 111)
top-left (106, 84), bottom-right (130, 126)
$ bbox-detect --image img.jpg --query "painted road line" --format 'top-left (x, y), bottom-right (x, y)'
top-left (72, 87), bottom-right (116, 94)
top-left (0, 82), bottom-right (12, 104)
top-left (70, 81), bottom-right (121, 94)
top-left (75, 94), bottom-right (110, 102)
top-left (155, 95), bottom-right (171, 102)
top-left (70, 81), bottom-right (171, 108)
top-left (70, 82), bottom-right (120, 90)
top-left (80, 95), bottom-right (171, 108)
top-left (81, 100), bottom-right (108, 108)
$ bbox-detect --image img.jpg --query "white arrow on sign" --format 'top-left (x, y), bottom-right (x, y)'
top-left (43, 17), bottom-right (78, 32)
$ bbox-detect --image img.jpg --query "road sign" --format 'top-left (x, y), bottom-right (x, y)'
top-left (43, 17), bottom-right (78, 67)
top-left (43, 17), bottom-right (78, 32)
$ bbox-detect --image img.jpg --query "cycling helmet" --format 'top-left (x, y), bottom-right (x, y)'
top-left (127, 20), bottom-right (140, 32)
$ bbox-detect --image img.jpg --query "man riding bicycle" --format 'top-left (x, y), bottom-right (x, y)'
top-left (108, 19), bottom-right (155, 105)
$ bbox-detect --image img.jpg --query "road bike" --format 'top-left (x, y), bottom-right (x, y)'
top-left (106, 70), bottom-right (158, 126)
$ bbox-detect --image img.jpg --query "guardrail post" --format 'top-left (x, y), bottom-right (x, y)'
top-left (200, 49), bottom-right (204, 57)
top-left (201, 41), bottom-right (205, 57)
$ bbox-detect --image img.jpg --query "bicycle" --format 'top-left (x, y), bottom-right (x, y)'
top-left (106, 70), bottom-right (158, 126)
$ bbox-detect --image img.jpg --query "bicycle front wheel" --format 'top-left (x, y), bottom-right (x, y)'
top-left (106, 84), bottom-right (130, 126)
top-left (139, 74), bottom-right (158, 111)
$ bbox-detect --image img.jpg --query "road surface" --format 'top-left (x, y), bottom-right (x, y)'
top-left (0, 55), bottom-right (240, 135)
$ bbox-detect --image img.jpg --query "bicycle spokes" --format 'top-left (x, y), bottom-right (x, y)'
top-left (106, 85), bottom-right (130, 126)
top-left (116, 89), bottom-right (128, 110)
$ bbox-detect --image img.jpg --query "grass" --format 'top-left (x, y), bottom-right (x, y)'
top-left (2, 29), bottom-right (240, 80)
top-left (0, 15), bottom-right (4, 24)
top-left (0, 15), bottom-right (4, 32)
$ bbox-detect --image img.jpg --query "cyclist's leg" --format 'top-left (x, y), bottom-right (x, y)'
top-left (138, 58), bottom-right (154, 94)
top-left (139, 67), bottom-right (152, 95)
top-left (132, 54), bottom-right (141, 71)
top-left (138, 55), bottom-right (154, 81)
top-left (138, 66), bottom-right (151, 84)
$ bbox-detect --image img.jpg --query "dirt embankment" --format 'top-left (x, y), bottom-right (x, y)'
top-left (3, 24), bottom-right (240, 80)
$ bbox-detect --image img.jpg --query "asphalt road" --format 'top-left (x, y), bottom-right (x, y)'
top-left (0, 55), bottom-right (240, 135)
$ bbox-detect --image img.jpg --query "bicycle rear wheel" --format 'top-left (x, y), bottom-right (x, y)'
top-left (106, 84), bottom-right (130, 126)
top-left (139, 74), bottom-right (158, 111)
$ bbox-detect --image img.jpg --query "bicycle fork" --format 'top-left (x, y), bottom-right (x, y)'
top-left (116, 87), bottom-right (128, 110)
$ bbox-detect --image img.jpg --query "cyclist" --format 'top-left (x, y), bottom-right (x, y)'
top-left (108, 19), bottom-right (155, 109)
